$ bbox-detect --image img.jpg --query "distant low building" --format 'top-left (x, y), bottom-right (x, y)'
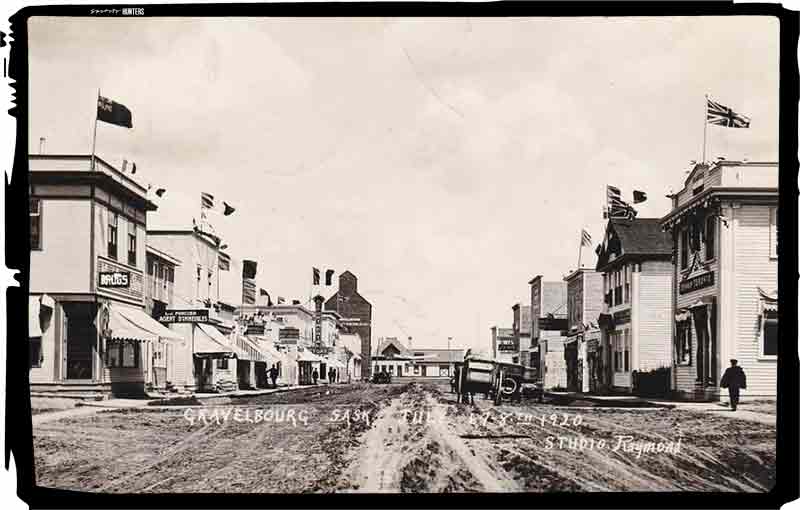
top-left (372, 337), bottom-right (463, 379)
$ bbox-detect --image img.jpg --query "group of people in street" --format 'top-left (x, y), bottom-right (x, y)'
top-left (311, 366), bottom-right (341, 385)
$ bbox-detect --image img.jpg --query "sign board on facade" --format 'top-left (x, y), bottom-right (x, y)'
top-left (679, 271), bottom-right (715, 295)
top-left (497, 340), bottom-right (518, 352)
top-left (279, 327), bottom-right (300, 344)
top-left (157, 309), bottom-right (209, 324)
top-left (538, 317), bottom-right (568, 331)
top-left (245, 324), bottom-right (265, 336)
top-left (613, 309), bottom-right (631, 324)
top-left (99, 271), bottom-right (130, 288)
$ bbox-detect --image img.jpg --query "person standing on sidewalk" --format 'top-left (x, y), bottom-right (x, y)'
top-left (312, 368), bottom-right (319, 385)
top-left (269, 364), bottom-right (279, 388)
top-left (720, 359), bottom-right (747, 411)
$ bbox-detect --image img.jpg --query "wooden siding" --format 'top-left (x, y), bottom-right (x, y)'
top-left (636, 270), bottom-right (673, 371)
top-left (732, 205), bottom-right (778, 396)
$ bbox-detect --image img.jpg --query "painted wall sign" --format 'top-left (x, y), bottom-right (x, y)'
top-left (679, 271), bottom-right (715, 295)
top-left (157, 309), bottom-right (209, 323)
top-left (99, 271), bottom-right (130, 288)
top-left (497, 340), bottom-right (518, 352)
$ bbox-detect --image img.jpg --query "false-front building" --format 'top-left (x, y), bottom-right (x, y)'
top-left (661, 160), bottom-right (778, 400)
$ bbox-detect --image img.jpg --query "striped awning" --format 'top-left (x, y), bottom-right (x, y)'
top-left (194, 323), bottom-right (236, 357)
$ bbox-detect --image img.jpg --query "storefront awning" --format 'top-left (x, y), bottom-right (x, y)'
top-left (114, 306), bottom-right (184, 342)
top-left (194, 323), bottom-right (236, 358)
top-left (297, 350), bottom-right (323, 363)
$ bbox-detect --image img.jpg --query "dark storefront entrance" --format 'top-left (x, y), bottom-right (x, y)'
top-left (63, 302), bottom-right (97, 380)
top-left (564, 340), bottom-right (579, 392)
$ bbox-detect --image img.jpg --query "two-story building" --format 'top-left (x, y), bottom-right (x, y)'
top-left (528, 276), bottom-right (568, 390)
top-left (595, 218), bottom-right (674, 394)
top-left (563, 268), bottom-right (604, 392)
top-left (661, 160), bottom-right (779, 400)
top-left (144, 244), bottom-right (181, 392)
top-left (512, 304), bottom-right (532, 366)
top-left (29, 154), bottom-right (184, 398)
top-left (147, 228), bottom-right (253, 392)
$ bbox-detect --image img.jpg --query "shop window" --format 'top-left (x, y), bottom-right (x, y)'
top-left (769, 207), bottom-right (778, 259)
top-left (30, 338), bottom-right (42, 368)
top-left (127, 221), bottom-right (137, 266)
top-left (413, 365), bottom-right (420, 375)
top-left (106, 340), bottom-right (139, 368)
top-left (153, 342), bottom-right (167, 368)
top-left (675, 320), bottom-right (692, 366)
top-left (680, 229), bottom-right (689, 269)
top-left (705, 216), bottom-right (716, 261)
top-left (108, 212), bottom-right (118, 260)
top-left (30, 198), bottom-right (42, 250)
top-left (762, 315), bottom-right (778, 357)
top-left (623, 330), bottom-right (630, 372)
top-left (216, 358), bottom-right (229, 370)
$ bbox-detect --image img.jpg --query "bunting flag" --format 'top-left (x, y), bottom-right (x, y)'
top-left (707, 98), bottom-right (751, 128)
top-left (155, 188), bottom-right (166, 197)
top-left (607, 185), bottom-right (637, 220)
top-left (122, 159), bottom-right (128, 172)
top-left (242, 259), bottom-right (258, 280)
top-left (201, 192), bottom-right (215, 210)
top-left (581, 229), bottom-right (592, 247)
top-left (97, 95), bottom-right (133, 128)
top-left (325, 269), bottom-right (335, 286)
top-left (277, 296), bottom-right (285, 304)
top-left (595, 244), bottom-right (603, 256)
top-left (222, 202), bottom-right (235, 216)
top-left (131, 162), bottom-right (137, 174)
top-left (633, 190), bottom-right (647, 204)
top-left (218, 252), bottom-right (231, 271)
top-left (312, 267), bottom-right (321, 285)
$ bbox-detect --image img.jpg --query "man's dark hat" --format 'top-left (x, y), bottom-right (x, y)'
top-left (730, 358), bottom-right (738, 363)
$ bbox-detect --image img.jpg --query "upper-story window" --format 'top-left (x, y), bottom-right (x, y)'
top-left (770, 207), bottom-right (778, 259)
top-left (705, 216), bottom-right (716, 261)
top-left (127, 220), bottom-right (137, 267)
top-left (680, 228), bottom-right (689, 269)
top-left (624, 265), bottom-right (631, 304)
top-left (108, 212), bottom-right (118, 260)
top-left (30, 198), bottom-right (42, 250)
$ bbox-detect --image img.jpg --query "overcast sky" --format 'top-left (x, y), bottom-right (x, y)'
top-left (28, 16), bottom-right (779, 352)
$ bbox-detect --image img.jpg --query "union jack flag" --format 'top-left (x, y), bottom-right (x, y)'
top-left (707, 98), bottom-right (750, 128)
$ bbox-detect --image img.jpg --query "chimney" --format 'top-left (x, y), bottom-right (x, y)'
top-left (39, 137), bottom-right (46, 154)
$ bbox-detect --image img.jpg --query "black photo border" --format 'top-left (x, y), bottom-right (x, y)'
top-left (5, 2), bottom-right (799, 509)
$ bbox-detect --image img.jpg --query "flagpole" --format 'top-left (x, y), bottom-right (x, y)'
top-left (91, 88), bottom-right (100, 171)
top-left (702, 94), bottom-right (708, 163)
top-left (577, 236), bottom-right (583, 269)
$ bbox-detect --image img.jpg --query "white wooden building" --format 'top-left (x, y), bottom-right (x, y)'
top-left (661, 160), bottom-right (778, 400)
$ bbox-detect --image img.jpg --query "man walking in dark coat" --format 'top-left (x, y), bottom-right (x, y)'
top-left (720, 359), bottom-right (747, 411)
top-left (269, 364), bottom-right (279, 388)
top-left (312, 368), bottom-right (319, 385)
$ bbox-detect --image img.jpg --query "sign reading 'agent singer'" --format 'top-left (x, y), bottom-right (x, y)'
top-left (679, 271), bottom-right (715, 295)
top-left (157, 309), bottom-right (209, 324)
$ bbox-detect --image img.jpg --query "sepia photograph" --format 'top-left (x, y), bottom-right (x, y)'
top-left (6, 2), bottom-right (798, 506)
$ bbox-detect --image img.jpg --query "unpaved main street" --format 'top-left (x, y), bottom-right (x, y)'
top-left (33, 382), bottom-right (775, 493)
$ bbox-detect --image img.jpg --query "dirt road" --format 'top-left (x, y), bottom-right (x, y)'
top-left (33, 382), bottom-right (775, 493)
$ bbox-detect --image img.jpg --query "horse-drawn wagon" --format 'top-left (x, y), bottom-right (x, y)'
top-left (454, 352), bottom-right (543, 405)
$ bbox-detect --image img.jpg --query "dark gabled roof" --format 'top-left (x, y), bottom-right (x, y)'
top-left (596, 218), bottom-right (672, 271)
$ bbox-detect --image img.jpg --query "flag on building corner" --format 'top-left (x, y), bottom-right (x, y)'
top-left (97, 95), bottom-right (133, 128)
top-left (201, 192), bottom-right (214, 210)
top-left (707, 98), bottom-right (751, 128)
top-left (633, 190), bottom-right (647, 204)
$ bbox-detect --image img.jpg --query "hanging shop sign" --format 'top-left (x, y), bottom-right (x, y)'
top-left (98, 271), bottom-right (130, 288)
top-left (157, 309), bottom-right (209, 324)
top-left (278, 327), bottom-right (300, 344)
top-left (679, 271), bottom-right (715, 295)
